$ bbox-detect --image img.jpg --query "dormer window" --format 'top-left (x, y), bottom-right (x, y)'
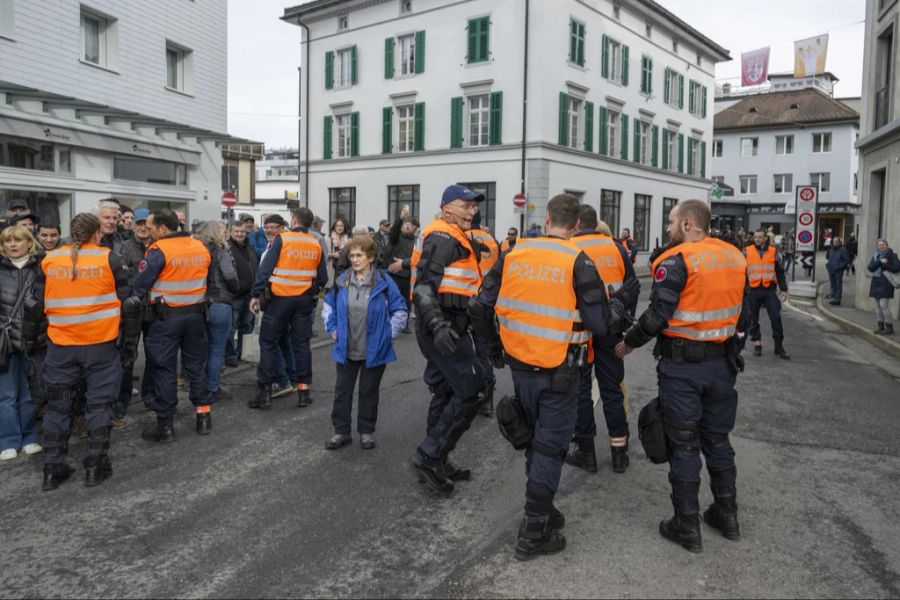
top-left (789, 103), bottom-right (800, 109)
top-left (338, 15), bottom-right (349, 31)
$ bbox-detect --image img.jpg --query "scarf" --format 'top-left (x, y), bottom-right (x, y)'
top-left (874, 239), bottom-right (890, 277)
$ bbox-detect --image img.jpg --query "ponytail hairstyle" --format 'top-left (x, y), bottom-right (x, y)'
top-left (68, 213), bottom-right (101, 280)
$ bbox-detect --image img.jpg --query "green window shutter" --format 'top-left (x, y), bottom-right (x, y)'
top-left (677, 133), bottom-right (684, 172)
top-left (414, 101), bottom-right (425, 151)
top-left (663, 67), bottom-right (670, 104)
top-left (384, 38), bottom-right (395, 79)
top-left (689, 81), bottom-right (695, 114)
top-left (583, 101), bottom-right (594, 152)
top-left (701, 86), bottom-right (708, 118)
top-left (645, 57), bottom-right (653, 94)
top-left (467, 19), bottom-right (478, 63)
top-left (323, 116), bottom-right (332, 159)
top-left (558, 92), bottom-right (569, 146)
top-left (599, 106), bottom-right (608, 155)
top-left (451, 97), bottom-right (464, 149)
top-left (569, 19), bottom-right (577, 63)
top-left (351, 45), bottom-right (358, 85)
top-left (350, 112), bottom-right (360, 157)
top-left (678, 74), bottom-right (684, 109)
top-left (633, 117), bottom-right (640, 162)
top-left (686, 137), bottom-right (693, 174)
top-left (489, 91), bottom-right (503, 145)
top-left (602, 34), bottom-right (609, 78)
top-left (661, 128), bottom-right (669, 170)
top-left (620, 113), bottom-right (629, 160)
top-left (325, 51), bottom-right (334, 90)
top-left (700, 141), bottom-right (707, 177)
top-left (622, 45), bottom-right (629, 86)
top-left (382, 107), bottom-right (393, 154)
top-left (479, 17), bottom-right (490, 62)
top-left (577, 23), bottom-right (585, 66)
top-left (651, 124), bottom-right (659, 167)
top-left (415, 30), bottom-right (426, 74)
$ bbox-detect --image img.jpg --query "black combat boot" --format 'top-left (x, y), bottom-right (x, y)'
top-left (443, 459), bottom-right (471, 482)
top-left (297, 385), bottom-right (312, 408)
top-left (549, 504), bottom-right (565, 531)
top-left (410, 448), bottom-right (454, 495)
top-left (196, 407), bottom-right (212, 435)
top-left (885, 324), bottom-right (895, 336)
top-left (142, 416), bottom-right (176, 443)
top-left (42, 463), bottom-right (75, 492)
top-left (477, 386), bottom-right (494, 418)
top-left (874, 321), bottom-right (885, 334)
top-left (611, 445), bottom-right (630, 474)
top-left (249, 384), bottom-right (267, 409)
top-left (659, 477), bottom-right (703, 552)
top-left (752, 344), bottom-right (762, 357)
top-left (703, 468), bottom-right (740, 541)
top-left (564, 437), bottom-right (598, 473)
top-left (84, 455), bottom-right (113, 487)
top-left (515, 515), bottom-right (566, 561)
top-left (774, 342), bottom-right (791, 360)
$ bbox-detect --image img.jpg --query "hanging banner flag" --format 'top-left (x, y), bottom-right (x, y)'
top-left (741, 47), bottom-right (770, 86)
top-left (794, 34), bottom-right (829, 77)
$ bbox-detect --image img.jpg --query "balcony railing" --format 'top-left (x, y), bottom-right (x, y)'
top-left (875, 86), bottom-right (890, 130)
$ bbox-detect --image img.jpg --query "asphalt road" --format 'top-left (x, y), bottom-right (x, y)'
top-left (2, 292), bottom-right (900, 598)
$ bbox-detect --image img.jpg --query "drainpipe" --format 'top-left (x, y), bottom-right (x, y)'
top-left (297, 20), bottom-right (311, 208)
top-left (519, 0), bottom-right (530, 234)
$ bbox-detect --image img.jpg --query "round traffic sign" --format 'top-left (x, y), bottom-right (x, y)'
top-left (798, 212), bottom-right (814, 226)
top-left (513, 193), bottom-right (526, 208)
top-left (799, 188), bottom-right (815, 201)
top-left (797, 231), bottom-right (813, 244)
top-left (222, 192), bottom-right (237, 207)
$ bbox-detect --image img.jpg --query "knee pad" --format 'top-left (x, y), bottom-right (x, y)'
top-left (532, 440), bottom-right (567, 461)
top-left (701, 432), bottom-right (731, 453)
top-left (666, 418), bottom-right (700, 457)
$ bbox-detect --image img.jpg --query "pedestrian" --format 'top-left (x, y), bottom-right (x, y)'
top-left (328, 217), bottom-right (350, 278)
top-left (386, 207), bottom-right (417, 334)
top-left (33, 213), bottom-right (137, 490)
top-left (569, 207), bottom-right (640, 474)
top-left (615, 199), bottom-right (750, 553)
top-left (847, 234), bottom-right (858, 275)
top-left (470, 193), bottom-right (635, 560)
top-left (134, 209), bottom-right (213, 443)
top-left (619, 228), bottom-right (639, 264)
top-left (36, 222), bottom-right (63, 252)
top-left (407, 185), bottom-right (487, 495)
top-left (0, 225), bottom-right (43, 461)
top-left (746, 228), bottom-right (791, 359)
top-left (780, 228), bottom-right (796, 277)
top-left (96, 199), bottom-right (128, 254)
top-left (120, 206), bottom-right (135, 238)
top-left (467, 209), bottom-right (500, 417)
top-left (374, 218), bottom-right (392, 268)
top-left (225, 220), bottom-right (259, 367)
top-left (4, 197), bottom-right (31, 222)
top-left (8, 212), bottom-right (40, 235)
top-left (825, 237), bottom-right (851, 305)
top-left (196, 221), bottom-right (240, 402)
top-left (250, 207), bottom-right (328, 408)
top-left (321, 235), bottom-right (407, 450)
top-left (500, 227), bottom-right (519, 253)
top-left (868, 238), bottom-right (900, 335)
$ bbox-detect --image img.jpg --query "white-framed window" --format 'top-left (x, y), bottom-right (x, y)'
top-left (607, 109), bottom-right (619, 158)
top-left (338, 15), bottom-right (349, 31)
top-left (399, 34), bottom-right (415, 75)
top-left (397, 105), bottom-right (415, 153)
top-left (773, 173), bottom-right (793, 194)
top-left (690, 138), bottom-right (701, 176)
top-left (639, 121), bottom-right (651, 165)
top-left (740, 137), bottom-right (758, 157)
top-left (810, 172), bottom-right (830, 192)
top-left (468, 94), bottom-right (489, 147)
top-left (337, 47), bottom-right (353, 87)
top-left (712, 139), bottom-right (723, 158)
top-left (812, 132), bottom-right (832, 153)
top-left (165, 43), bottom-right (192, 93)
top-left (567, 97), bottom-right (582, 149)
top-left (335, 114), bottom-right (352, 158)
top-left (711, 175), bottom-right (725, 185)
top-left (400, 0), bottom-right (412, 14)
top-left (667, 131), bottom-right (677, 171)
top-left (666, 69), bottom-right (680, 107)
top-left (739, 175), bottom-right (758, 195)
top-left (690, 82), bottom-right (703, 116)
top-left (609, 39), bottom-right (623, 84)
top-left (81, 9), bottom-right (108, 66)
top-left (775, 135), bottom-right (794, 155)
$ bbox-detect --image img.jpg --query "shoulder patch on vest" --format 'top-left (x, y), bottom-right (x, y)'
top-left (138, 260), bottom-right (147, 272)
top-left (654, 267), bottom-right (668, 283)
top-left (430, 231), bottom-right (452, 240)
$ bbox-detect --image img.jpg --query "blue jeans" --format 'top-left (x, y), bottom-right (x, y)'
top-left (225, 297), bottom-right (254, 361)
top-left (0, 351), bottom-right (38, 452)
top-left (828, 269), bottom-right (844, 302)
top-left (206, 302), bottom-right (233, 394)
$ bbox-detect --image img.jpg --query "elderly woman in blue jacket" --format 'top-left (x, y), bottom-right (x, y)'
top-left (322, 235), bottom-right (407, 450)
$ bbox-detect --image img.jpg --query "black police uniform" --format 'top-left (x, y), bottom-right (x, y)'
top-left (746, 242), bottom-right (790, 358)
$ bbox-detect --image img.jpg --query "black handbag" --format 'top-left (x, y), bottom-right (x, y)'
top-left (638, 397), bottom-right (671, 464)
top-left (0, 285), bottom-right (29, 370)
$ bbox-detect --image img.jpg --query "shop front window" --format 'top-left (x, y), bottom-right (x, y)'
top-left (113, 155), bottom-right (188, 186)
top-left (1, 190), bottom-right (72, 236)
top-left (0, 134), bottom-right (72, 173)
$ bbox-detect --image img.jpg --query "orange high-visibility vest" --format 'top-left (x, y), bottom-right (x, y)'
top-left (269, 230), bottom-right (322, 297)
top-left (42, 244), bottom-right (120, 346)
top-left (572, 233), bottom-right (627, 292)
top-left (409, 219), bottom-right (482, 298)
top-left (652, 237), bottom-right (746, 343)
top-left (470, 229), bottom-right (500, 274)
top-left (496, 237), bottom-right (591, 368)
top-left (744, 245), bottom-right (778, 288)
top-left (500, 238), bottom-right (514, 253)
top-left (147, 236), bottom-right (211, 307)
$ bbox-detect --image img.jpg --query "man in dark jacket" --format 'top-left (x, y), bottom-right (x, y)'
top-left (96, 199), bottom-right (128, 254)
top-left (825, 237), bottom-right (851, 305)
top-left (386, 207), bottom-right (417, 333)
top-left (225, 220), bottom-right (259, 366)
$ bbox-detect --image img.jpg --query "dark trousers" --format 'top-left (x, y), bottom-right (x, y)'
top-left (472, 332), bottom-right (496, 393)
top-left (657, 358), bottom-right (737, 503)
top-left (828, 269), bottom-right (845, 302)
top-left (257, 294), bottom-right (315, 386)
top-left (42, 341), bottom-right (121, 465)
top-left (390, 275), bottom-right (411, 323)
top-left (144, 313), bottom-right (210, 418)
top-left (416, 327), bottom-right (484, 460)
top-left (225, 296), bottom-right (254, 361)
top-left (139, 321), bottom-right (154, 407)
top-left (574, 335), bottom-right (628, 441)
top-left (331, 360), bottom-right (386, 435)
top-left (514, 369), bottom-right (580, 515)
top-left (748, 286), bottom-right (784, 343)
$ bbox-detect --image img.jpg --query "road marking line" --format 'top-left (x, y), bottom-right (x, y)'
top-left (783, 300), bottom-right (824, 322)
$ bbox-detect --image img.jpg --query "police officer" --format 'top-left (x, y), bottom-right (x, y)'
top-left (615, 200), bottom-right (750, 553)
top-left (408, 184), bottom-right (488, 494)
top-left (568, 205), bottom-right (640, 473)
top-left (134, 209), bottom-right (213, 442)
top-left (467, 210), bottom-right (500, 418)
top-left (746, 228), bottom-right (790, 359)
top-left (30, 213), bottom-right (136, 490)
top-left (469, 194), bottom-right (637, 560)
top-left (249, 207), bottom-right (327, 408)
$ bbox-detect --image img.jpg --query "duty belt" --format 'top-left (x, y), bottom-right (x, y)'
top-left (656, 336), bottom-right (728, 362)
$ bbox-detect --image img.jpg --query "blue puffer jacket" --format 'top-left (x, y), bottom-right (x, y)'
top-left (322, 268), bottom-right (408, 367)
top-left (248, 229), bottom-right (270, 258)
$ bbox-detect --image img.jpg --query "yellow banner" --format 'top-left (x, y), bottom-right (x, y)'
top-left (794, 34), bottom-right (829, 77)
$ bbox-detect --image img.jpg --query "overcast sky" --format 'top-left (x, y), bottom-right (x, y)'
top-left (226, 0), bottom-right (866, 148)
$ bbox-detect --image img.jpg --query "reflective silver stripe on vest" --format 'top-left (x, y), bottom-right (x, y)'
top-left (410, 267), bottom-right (417, 278)
top-left (439, 278), bottom-right (478, 293)
top-left (665, 324), bottom-right (736, 340)
top-left (496, 297), bottom-right (579, 321)
top-left (46, 248), bottom-right (108, 258)
top-left (47, 307), bottom-right (120, 325)
top-left (747, 265), bottom-right (775, 271)
top-left (443, 266), bottom-right (480, 279)
top-left (149, 292), bottom-right (206, 304)
top-left (573, 238), bottom-right (614, 248)
top-left (272, 268), bottom-right (317, 277)
top-left (45, 293), bottom-right (118, 309)
top-left (672, 303), bottom-right (742, 322)
top-left (498, 316), bottom-right (591, 344)
top-left (515, 239), bottom-right (579, 256)
top-left (150, 278), bottom-right (207, 292)
top-left (268, 276), bottom-right (311, 287)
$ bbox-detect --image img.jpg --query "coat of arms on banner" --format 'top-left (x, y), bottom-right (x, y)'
top-left (741, 47), bottom-right (770, 87)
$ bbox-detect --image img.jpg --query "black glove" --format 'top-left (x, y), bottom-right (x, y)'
top-left (607, 297), bottom-right (632, 336)
top-left (488, 345), bottom-right (505, 369)
top-left (433, 323), bottom-right (460, 357)
top-left (122, 346), bottom-right (138, 368)
top-left (610, 278), bottom-right (640, 309)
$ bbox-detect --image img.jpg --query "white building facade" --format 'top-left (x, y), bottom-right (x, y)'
top-left (283, 0), bottom-right (729, 257)
top-left (0, 0), bottom-right (247, 234)
top-left (711, 86), bottom-right (860, 242)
